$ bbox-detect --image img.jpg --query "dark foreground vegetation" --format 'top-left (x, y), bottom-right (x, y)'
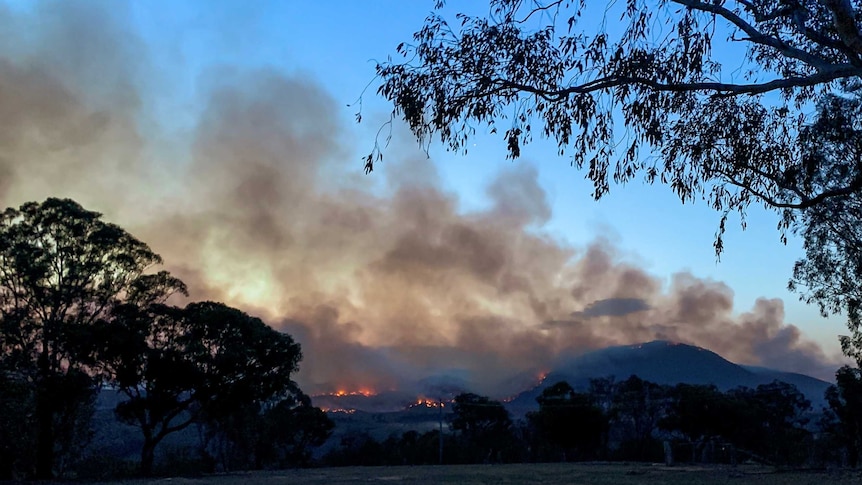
top-left (3, 198), bottom-right (862, 480)
top-left (322, 375), bottom-right (862, 470)
top-left (0, 199), bottom-right (333, 479)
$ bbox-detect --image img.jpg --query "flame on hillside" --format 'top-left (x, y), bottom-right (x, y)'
top-left (325, 389), bottom-right (377, 398)
top-left (502, 370), bottom-right (549, 402)
top-left (319, 407), bottom-right (357, 415)
top-left (409, 397), bottom-right (451, 409)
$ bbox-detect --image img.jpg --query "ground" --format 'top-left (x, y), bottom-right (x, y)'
top-left (97, 463), bottom-right (862, 485)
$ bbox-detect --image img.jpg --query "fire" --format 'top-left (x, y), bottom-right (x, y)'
top-left (409, 397), bottom-right (448, 409)
top-left (319, 406), bottom-right (357, 414)
top-left (328, 388), bottom-right (377, 397)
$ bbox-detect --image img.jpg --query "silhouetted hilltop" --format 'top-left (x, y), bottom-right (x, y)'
top-left (506, 340), bottom-right (831, 415)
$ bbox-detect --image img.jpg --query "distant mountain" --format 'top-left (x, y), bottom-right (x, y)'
top-left (507, 340), bottom-right (832, 416)
top-left (740, 365), bottom-right (833, 407)
top-left (311, 340), bottom-right (833, 418)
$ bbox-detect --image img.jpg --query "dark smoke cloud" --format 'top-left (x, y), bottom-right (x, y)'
top-left (0, 1), bottom-right (843, 398)
top-left (577, 298), bottom-right (652, 318)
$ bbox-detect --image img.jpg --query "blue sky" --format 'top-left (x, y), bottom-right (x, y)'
top-left (132, 0), bottom-right (842, 350)
top-left (3, 0), bottom-right (844, 358)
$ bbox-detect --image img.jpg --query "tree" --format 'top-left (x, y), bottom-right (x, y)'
top-left (257, 393), bottom-right (335, 467)
top-left (368, 0), bottom-right (862, 254)
top-left (658, 381), bottom-right (812, 465)
top-left (324, 431), bottom-right (386, 466)
top-left (610, 376), bottom-right (669, 460)
top-left (99, 301), bottom-right (303, 476)
top-left (787, 91), bottom-right (862, 361)
top-left (0, 198), bottom-right (184, 479)
top-left (825, 366), bottom-right (862, 467)
top-left (450, 392), bottom-right (514, 462)
top-left (199, 392), bottom-right (333, 470)
top-left (0, 371), bottom-right (35, 479)
top-left (659, 384), bottom-right (730, 460)
top-left (527, 381), bottom-right (608, 460)
top-left (726, 381), bottom-right (812, 464)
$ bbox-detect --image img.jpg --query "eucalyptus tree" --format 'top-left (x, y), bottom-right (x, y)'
top-left (0, 198), bottom-right (185, 478)
top-left (369, 0), bottom-right (862, 250)
top-left (100, 301), bottom-right (303, 476)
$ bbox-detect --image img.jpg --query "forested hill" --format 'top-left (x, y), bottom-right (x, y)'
top-left (507, 341), bottom-right (831, 415)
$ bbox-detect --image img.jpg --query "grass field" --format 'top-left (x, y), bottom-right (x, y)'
top-left (100, 463), bottom-right (862, 485)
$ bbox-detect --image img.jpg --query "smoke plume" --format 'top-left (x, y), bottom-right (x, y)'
top-left (0, 1), bottom-right (841, 398)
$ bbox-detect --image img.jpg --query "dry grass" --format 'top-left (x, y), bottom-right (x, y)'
top-left (99, 463), bottom-right (862, 485)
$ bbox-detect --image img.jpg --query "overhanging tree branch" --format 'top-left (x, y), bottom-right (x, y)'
top-left (674, 0), bottom-right (831, 70)
top-left (367, 0), bottom-right (862, 270)
top-left (486, 64), bottom-right (862, 100)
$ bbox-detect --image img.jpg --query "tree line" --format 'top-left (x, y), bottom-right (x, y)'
top-left (0, 198), bottom-right (333, 479)
top-left (326, 374), bottom-right (862, 468)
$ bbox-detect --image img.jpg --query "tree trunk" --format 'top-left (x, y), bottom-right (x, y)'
top-left (34, 385), bottom-right (55, 479)
top-left (35, 419), bottom-right (55, 479)
top-left (663, 440), bottom-right (674, 467)
top-left (141, 438), bottom-right (156, 477)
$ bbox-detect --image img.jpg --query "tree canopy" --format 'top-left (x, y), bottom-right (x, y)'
top-left (825, 366), bottom-right (862, 466)
top-left (369, 0), bottom-right (862, 250)
top-left (0, 198), bottom-right (185, 478)
top-left (527, 381), bottom-right (608, 459)
top-left (0, 199), bottom-right (323, 478)
top-left (100, 301), bottom-right (303, 476)
top-left (449, 392), bottom-right (514, 461)
top-left (787, 90), bottom-right (862, 362)
top-left (609, 375), bottom-right (669, 460)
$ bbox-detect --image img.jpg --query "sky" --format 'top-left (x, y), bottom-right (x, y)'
top-left (0, 0), bottom-right (850, 396)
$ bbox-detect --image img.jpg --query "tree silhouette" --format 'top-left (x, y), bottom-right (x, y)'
top-left (257, 393), bottom-right (335, 467)
top-left (659, 383), bottom-right (730, 461)
top-left (825, 366), bottom-right (862, 467)
top-left (0, 198), bottom-right (184, 478)
top-left (787, 92), bottom-right (862, 361)
top-left (0, 372), bottom-right (35, 479)
top-left (726, 381), bottom-right (812, 465)
top-left (610, 376), bottom-right (669, 460)
top-left (99, 301), bottom-right (303, 476)
top-left (528, 381), bottom-right (608, 461)
top-left (199, 391), bottom-right (333, 470)
top-left (450, 392), bottom-right (514, 462)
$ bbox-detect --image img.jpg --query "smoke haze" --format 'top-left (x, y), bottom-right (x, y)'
top-left (0, 1), bottom-right (841, 398)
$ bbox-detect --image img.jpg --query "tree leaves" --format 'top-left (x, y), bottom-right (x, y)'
top-left (0, 199), bottom-right (314, 477)
top-left (101, 301), bottom-right (304, 475)
top-left (0, 198), bottom-right (185, 478)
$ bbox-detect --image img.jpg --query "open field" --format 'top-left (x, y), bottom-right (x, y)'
top-left (99, 463), bottom-right (861, 485)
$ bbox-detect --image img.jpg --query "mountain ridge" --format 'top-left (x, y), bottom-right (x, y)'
top-left (313, 340), bottom-right (833, 414)
top-left (505, 340), bottom-right (831, 415)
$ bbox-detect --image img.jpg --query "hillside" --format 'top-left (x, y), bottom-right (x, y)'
top-left (506, 340), bottom-right (831, 415)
